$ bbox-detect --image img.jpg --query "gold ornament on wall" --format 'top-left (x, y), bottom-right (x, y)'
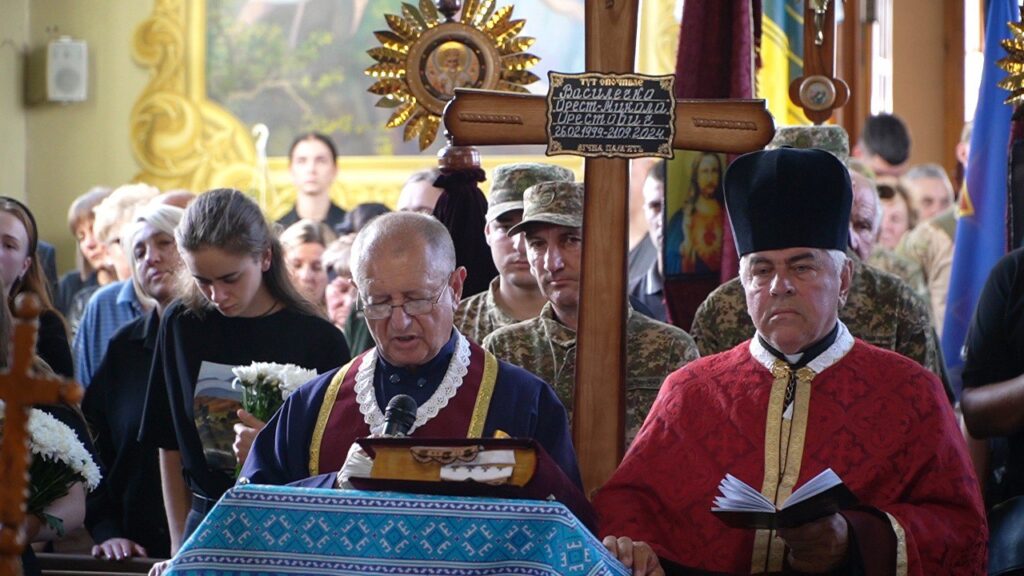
top-left (366, 0), bottom-right (541, 150)
top-left (131, 0), bottom-right (256, 194)
top-left (128, 0), bottom-right (591, 211)
top-left (999, 20), bottom-right (1024, 105)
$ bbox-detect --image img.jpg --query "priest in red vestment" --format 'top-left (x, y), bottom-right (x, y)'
top-left (240, 212), bottom-right (581, 490)
top-left (595, 148), bottom-right (986, 575)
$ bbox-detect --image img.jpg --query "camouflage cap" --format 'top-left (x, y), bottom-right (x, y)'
top-left (485, 163), bottom-right (575, 222)
top-left (507, 181), bottom-right (584, 236)
top-left (766, 125), bottom-right (850, 163)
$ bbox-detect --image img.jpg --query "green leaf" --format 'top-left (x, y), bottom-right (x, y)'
top-left (42, 513), bottom-right (65, 538)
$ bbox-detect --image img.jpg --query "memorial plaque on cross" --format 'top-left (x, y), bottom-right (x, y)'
top-left (444, 0), bottom-right (775, 493)
top-left (0, 295), bottom-right (83, 576)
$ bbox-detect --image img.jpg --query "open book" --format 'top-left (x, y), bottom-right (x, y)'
top-left (711, 468), bottom-right (857, 530)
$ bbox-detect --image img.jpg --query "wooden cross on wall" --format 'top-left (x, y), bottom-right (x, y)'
top-left (444, 0), bottom-right (774, 493)
top-left (0, 295), bottom-right (83, 576)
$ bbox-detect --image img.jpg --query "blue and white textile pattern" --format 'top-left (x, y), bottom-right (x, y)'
top-left (167, 484), bottom-right (629, 575)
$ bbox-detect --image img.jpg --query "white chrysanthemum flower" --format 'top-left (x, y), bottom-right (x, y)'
top-left (231, 362), bottom-right (317, 400)
top-left (276, 364), bottom-right (318, 399)
top-left (0, 400), bottom-right (102, 490)
top-left (27, 410), bottom-right (102, 490)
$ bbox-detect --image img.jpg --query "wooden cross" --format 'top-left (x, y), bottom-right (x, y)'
top-left (788, 0), bottom-right (849, 124)
top-left (444, 1), bottom-right (774, 493)
top-left (0, 294), bottom-right (83, 576)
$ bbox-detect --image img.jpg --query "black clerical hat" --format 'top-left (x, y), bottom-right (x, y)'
top-left (724, 147), bottom-right (852, 256)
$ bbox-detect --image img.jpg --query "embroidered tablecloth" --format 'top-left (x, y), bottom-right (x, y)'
top-left (167, 485), bottom-right (628, 575)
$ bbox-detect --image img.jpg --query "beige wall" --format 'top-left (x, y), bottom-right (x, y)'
top-left (1, 0), bottom-right (29, 204)
top-left (892, 0), bottom-right (946, 169)
top-left (25, 0), bottom-right (152, 274)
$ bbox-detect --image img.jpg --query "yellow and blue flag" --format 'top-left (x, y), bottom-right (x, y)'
top-left (758, 0), bottom-right (810, 125)
top-left (942, 0), bottom-right (1019, 395)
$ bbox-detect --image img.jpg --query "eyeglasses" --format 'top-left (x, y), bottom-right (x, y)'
top-left (359, 274), bottom-right (452, 320)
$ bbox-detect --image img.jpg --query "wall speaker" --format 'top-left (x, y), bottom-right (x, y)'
top-left (25, 37), bottom-right (88, 105)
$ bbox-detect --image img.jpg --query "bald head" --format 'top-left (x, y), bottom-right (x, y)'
top-left (350, 212), bottom-right (456, 288)
top-left (848, 169), bottom-right (881, 260)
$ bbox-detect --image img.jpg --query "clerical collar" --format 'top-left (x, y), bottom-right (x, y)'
top-left (377, 331), bottom-right (458, 389)
top-left (757, 323), bottom-right (840, 369)
top-left (355, 331), bottom-right (471, 434)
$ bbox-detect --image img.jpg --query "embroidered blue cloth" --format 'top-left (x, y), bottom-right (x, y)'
top-left (167, 485), bottom-right (629, 575)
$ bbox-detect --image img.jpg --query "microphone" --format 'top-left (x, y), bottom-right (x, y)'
top-left (382, 394), bottom-right (418, 437)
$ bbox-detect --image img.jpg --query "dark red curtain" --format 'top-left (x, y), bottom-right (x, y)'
top-left (663, 0), bottom-right (759, 329)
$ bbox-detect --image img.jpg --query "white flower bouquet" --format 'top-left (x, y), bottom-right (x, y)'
top-left (231, 362), bottom-right (318, 422)
top-left (0, 400), bottom-right (101, 536)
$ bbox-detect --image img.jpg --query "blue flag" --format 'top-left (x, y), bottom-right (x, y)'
top-left (942, 0), bottom-right (1019, 397)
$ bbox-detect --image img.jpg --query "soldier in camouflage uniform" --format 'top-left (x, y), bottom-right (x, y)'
top-left (897, 206), bottom-right (956, 333)
top-left (868, 246), bottom-right (927, 299)
top-left (483, 182), bottom-right (700, 444)
top-left (767, 124), bottom-right (850, 163)
top-left (847, 165), bottom-right (928, 299)
top-left (455, 163), bottom-right (574, 343)
top-left (691, 257), bottom-right (954, 402)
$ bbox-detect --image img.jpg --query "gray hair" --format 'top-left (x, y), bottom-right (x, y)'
top-left (322, 235), bottom-right (355, 280)
top-left (739, 249), bottom-right (848, 289)
top-left (350, 212), bottom-right (455, 289)
top-left (126, 204), bottom-right (185, 300)
top-left (904, 163), bottom-right (954, 193)
top-left (93, 183), bottom-right (161, 244)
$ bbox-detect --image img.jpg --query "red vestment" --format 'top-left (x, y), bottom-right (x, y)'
top-left (594, 337), bottom-right (986, 575)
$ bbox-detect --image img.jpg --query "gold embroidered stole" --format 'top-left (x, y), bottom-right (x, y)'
top-left (308, 347), bottom-right (500, 476)
top-left (750, 360), bottom-right (816, 574)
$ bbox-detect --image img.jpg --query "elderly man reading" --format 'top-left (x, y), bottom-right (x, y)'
top-left (240, 212), bottom-right (581, 488)
top-left (595, 149), bottom-right (985, 575)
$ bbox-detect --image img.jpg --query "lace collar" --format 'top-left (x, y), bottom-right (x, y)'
top-left (353, 331), bottom-right (472, 434)
top-left (749, 321), bottom-right (854, 375)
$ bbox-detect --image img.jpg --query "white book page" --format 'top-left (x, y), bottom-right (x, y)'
top-left (712, 474), bottom-right (775, 513)
top-left (782, 468), bottom-right (842, 508)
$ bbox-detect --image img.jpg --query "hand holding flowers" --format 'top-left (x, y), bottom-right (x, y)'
top-left (0, 401), bottom-right (101, 538)
top-left (230, 362), bottom-right (318, 422)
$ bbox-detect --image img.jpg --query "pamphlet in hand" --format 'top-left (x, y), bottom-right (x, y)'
top-left (711, 468), bottom-right (857, 530)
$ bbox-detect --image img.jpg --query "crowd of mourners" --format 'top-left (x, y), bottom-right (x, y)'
top-left (7, 116), bottom-right (1017, 575)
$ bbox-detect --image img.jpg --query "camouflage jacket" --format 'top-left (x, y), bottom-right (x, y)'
top-left (454, 278), bottom-right (519, 344)
top-left (483, 302), bottom-right (700, 444)
top-left (867, 247), bottom-right (927, 301)
top-left (896, 208), bottom-right (956, 334)
top-left (691, 258), bottom-right (952, 400)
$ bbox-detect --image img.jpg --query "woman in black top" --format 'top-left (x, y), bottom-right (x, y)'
top-left (83, 203), bottom-right (186, 562)
top-left (139, 190), bottom-right (350, 556)
top-left (0, 197), bottom-right (73, 377)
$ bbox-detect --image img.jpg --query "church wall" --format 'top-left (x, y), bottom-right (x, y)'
top-left (0, 0), bottom-right (29, 206)
top-left (25, 0), bottom-right (152, 274)
top-left (892, 0), bottom-right (946, 169)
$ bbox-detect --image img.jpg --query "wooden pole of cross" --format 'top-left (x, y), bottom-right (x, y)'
top-left (444, 0), bottom-right (774, 494)
top-left (0, 295), bottom-right (83, 576)
top-left (789, 0), bottom-right (849, 125)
